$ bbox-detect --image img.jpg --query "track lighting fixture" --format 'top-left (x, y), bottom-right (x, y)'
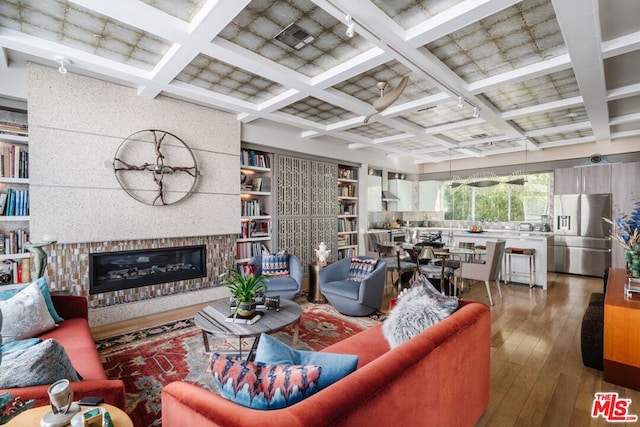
top-left (472, 106), bottom-right (479, 118)
top-left (54, 55), bottom-right (69, 75)
top-left (457, 96), bottom-right (464, 110)
top-left (345, 15), bottom-right (355, 38)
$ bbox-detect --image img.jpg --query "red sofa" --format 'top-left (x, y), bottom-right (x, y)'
top-left (162, 299), bottom-right (490, 427)
top-left (1, 295), bottom-right (126, 409)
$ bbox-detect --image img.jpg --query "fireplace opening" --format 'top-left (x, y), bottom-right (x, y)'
top-left (89, 245), bottom-right (207, 294)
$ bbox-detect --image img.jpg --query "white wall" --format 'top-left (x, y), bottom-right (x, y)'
top-left (27, 64), bottom-right (240, 243)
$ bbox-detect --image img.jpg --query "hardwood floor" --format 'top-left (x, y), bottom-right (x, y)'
top-left (91, 273), bottom-right (640, 426)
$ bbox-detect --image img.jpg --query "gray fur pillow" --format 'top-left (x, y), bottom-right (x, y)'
top-left (382, 284), bottom-right (458, 349)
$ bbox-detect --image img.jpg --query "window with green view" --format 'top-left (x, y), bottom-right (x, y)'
top-left (442, 172), bottom-right (551, 222)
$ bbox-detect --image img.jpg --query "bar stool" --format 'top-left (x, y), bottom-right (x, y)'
top-left (504, 247), bottom-right (536, 287)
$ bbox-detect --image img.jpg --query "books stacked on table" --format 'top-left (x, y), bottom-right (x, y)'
top-left (225, 311), bottom-right (264, 324)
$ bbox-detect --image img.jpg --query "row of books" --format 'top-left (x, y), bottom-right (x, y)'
top-left (337, 234), bottom-right (357, 247)
top-left (0, 258), bottom-right (32, 285)
top-left (0, 145), bottom-right (28, 179)
top-left (241, 199), bottom-right (264, 217)
top-left (0, 189), bottom-right (29, 216)
top-left (241, 149), bottom-right (270, 169)
top-left (0, 121), bottom-right (28, 137)
top-left (338, 217), bottom-right (357, 232)
top-left (0, 229), bottom-right (28, 254)
top-left (239, 220), bottom-right (271, 239)
top-left (248, 177), bottom-right (271, 192)
top-left (236, 241), bottom-right (265, 260)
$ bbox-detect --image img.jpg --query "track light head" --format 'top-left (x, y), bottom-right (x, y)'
top-left (472, 106), bottom-right (479, 118)
top-left (457, 95), bottom-right (464, 110)
top-left (54, 55), bottom-right (69, 75)
top-left (345, 15), bottom-right (355, 38)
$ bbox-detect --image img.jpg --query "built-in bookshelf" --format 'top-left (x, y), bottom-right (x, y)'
top-left (337, 165), bottom-right (358, 259)
top-left (237, 148), bottom-right (273, 273)
top-left (0, 109), bottom-right (31, 284)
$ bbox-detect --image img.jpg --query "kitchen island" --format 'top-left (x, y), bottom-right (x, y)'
top-left (416, 228), bottom-right (552, 289)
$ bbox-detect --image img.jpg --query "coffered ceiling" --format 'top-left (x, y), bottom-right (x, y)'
top-left (1, 0), bottom-right (639, 165)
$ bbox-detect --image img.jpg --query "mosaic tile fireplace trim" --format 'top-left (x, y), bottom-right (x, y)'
top-left (47, 234), bottom-right (235, 309)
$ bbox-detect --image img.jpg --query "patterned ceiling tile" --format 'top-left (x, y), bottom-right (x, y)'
top-left (175, 54), bottom-right (287, 103)
top-left (278, 97), bottom-right (357, 124)
top-left (371, 0), bottom-right (464, 30)
top-left (531, 129), bottom-right (594, 144)
top-left (438, 123), bottom-right (504, 142)
top-left (483, 69), bottom-right (580, 111)
top-left (510, 107), bottom-right (588, 132)
top-left (425, 0), bottom-right (565, 83)
top-left (346, 122), bottom-right (403, 139)
top-left (400, 100), bottom-right (473, 127)
top-left (140, 0), bottom-right (206, 23)
top-left (333, 60), bottom-right (437, 104)
top-left (0, 0), bottom-right (171, 70)
top-left (217, 0), bottom-right (374, 77)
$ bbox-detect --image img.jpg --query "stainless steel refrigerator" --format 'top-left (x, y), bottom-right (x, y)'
top-left (553, 194), bottom-right (611, 277)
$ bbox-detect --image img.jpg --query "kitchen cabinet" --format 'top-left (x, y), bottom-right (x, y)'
top-left (367, 174), bottom-right (382, 212)
top-left (388, 179), bottom-right (413, 211)
top-left (554, 165), bottom-right (611, 194)
top-left (419, 180), bottom-right (440, 211)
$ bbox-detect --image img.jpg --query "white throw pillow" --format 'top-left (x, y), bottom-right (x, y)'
top-left (0, 282), bottom-right (56, 343)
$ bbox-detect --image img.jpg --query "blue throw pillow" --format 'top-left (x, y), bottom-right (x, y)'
top-left (209, 353), bottom-right (320, 410)
top-left (0, 277), bottom-right (64, 323)
top-left (254, 333), bottom-right (358, 390)
top-left (261, 253), bottom-right (289, 276)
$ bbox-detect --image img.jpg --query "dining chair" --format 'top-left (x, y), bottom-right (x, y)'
top-left (376, 242), bottom-right (417, 295)
top-left (453, 240), bottom-right (505, 306)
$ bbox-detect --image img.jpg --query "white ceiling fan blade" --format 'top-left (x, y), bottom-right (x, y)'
top-left (372, 76), bottom-right (408, 112)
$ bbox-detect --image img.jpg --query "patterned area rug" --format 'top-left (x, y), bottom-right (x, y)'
top-left (98, 296), bottom-right (385, 427)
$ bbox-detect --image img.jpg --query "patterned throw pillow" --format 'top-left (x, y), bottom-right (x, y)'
top-left (347, 257), bottom-right (378, 281)
top-left (382, 281), bottom-right (459, 349)
top-left (0, 338), bottom-right (81, 388)
top-left (0, 282), bottom-right (56, 343)
top-left (210, 353), bottom-right (321, 410)
top-left (0, 277), bottom-right (64, 323)
top-left (254, 333), bottom-right (358, 390)
top-left (261, 252), bottom-right (289, 276)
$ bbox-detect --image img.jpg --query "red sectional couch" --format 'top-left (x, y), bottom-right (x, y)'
top-left (1, 295), bottom-right (126, 409)
top-left (162, 299), bottom-right (491, 427)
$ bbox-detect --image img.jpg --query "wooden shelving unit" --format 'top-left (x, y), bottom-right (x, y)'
top-left (337, 165), bottom-right (358, 259)
top-left (237, 148), bottom-right (273, 273)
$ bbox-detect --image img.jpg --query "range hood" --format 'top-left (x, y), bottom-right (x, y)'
top-left (381, 171), bottom-right (399, 202)
top-left (382, 190), bottom-right (399, 201)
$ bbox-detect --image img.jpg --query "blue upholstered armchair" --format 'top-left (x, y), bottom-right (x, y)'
top-left (319, 256), bottom-right (388, 316)
top-left (249, 254), bottom-right (303, 300)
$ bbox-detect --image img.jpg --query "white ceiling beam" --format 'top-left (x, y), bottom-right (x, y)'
top-left (537, 135), bottom-right (596, 149)
top-left (310, 47), bottom-right (389, 88)
top-left (424, 117), bottom-right (485, 135)
top-left (609, 112), bottom-right (640, 126)
top-left (501, 96), bottom-right (583, 120)
top-left (607, 83), bottom-right (640, 102)
top-left (601, 30), bottom-right (640, 59)
top-left (524, 121), bottom-right (592, 138)
top-left (0, 47), bottom-right (7, 69)
top-left (552, 0), bottom-right (610, 141)
top-left (468, 54), bottom-right (572, 95)
top-left (165, 80), bottom-right (262, 113)
top-left (406, 0), bottom-right (523, 47)
top-left (612, 129), bottom-right (640, 140)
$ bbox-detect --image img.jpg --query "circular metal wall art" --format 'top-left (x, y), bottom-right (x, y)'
top-left (113, 129), bottom-right (199, 206)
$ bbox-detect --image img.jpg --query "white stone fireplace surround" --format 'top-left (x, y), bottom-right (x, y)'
top-left (27, 65), bottom-right (240, 327)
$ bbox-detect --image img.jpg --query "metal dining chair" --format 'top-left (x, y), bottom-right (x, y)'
top-left (376, 242), bottom-right (417, 295)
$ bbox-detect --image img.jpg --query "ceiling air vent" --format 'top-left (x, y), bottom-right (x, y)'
top-left (274, 23), bottom-right (315, 50)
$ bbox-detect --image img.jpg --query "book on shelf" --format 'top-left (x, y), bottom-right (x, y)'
top-left (251, 177), bottom-right (263, 191)
top-left (225, 311), bottom-right (264, 324)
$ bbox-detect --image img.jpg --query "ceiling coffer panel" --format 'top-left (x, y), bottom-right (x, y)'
top-left (140, 0), bottom-right (207, 23)
top-left (401, 101), bottom-right (473, 128)
top-left (278, 97), bottom-right (356, 124)
top-left (532, 129), bottom-right (594, 144)
top-left (510, 107), bottom-right (589, 132)
top-left (175, 54), bottom-right (287, 103)
top-left (438, 123), bottom-right (504, 143)
top-left (0, 0), bottom-right (171, 70)
top-left (347, 122), bottom-right (403, 139)
top-left (217, 0), bottom-right (374, 77)
top-left (372, 0), bottom-right (465, 30)
top-left (425, 0), bottom-right (566, 83)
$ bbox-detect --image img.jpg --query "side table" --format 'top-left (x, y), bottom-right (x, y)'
top-left (6, 403), bottom-right (133, 426)
top-left (308, 262), bottom-right (328, 303)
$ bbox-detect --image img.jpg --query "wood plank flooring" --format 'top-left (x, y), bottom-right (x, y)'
top-left (91, 272), bottom-right (640, 426)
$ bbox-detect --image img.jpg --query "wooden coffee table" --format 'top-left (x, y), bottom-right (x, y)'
top-left (194, 298), bottom-right (302, 359)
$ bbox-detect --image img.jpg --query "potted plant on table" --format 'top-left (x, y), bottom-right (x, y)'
top-left (223, 268), bottom-right (268, 318)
